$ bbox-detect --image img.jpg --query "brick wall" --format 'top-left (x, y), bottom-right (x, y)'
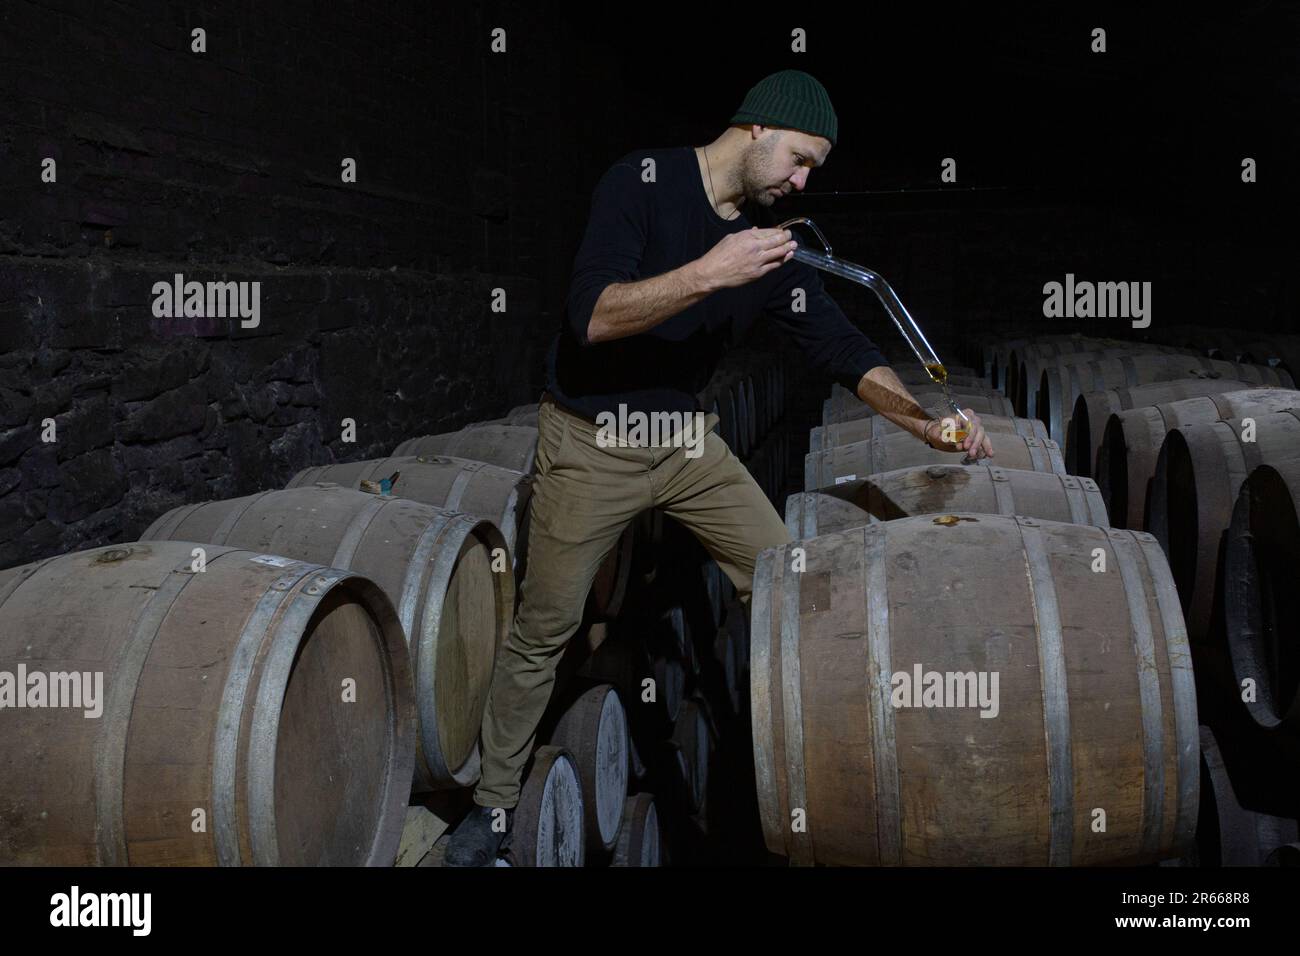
top-left (3, 2), bottom-right (1297, 569)
top-left (0, 0), bottom-right (630, 568)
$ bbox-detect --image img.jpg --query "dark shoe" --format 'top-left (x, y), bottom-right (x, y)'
top-left (444, 804), bottom-right (513, 867)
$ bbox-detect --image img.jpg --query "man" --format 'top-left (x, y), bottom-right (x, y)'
top-left (445, 69), bottom-right (993, 865)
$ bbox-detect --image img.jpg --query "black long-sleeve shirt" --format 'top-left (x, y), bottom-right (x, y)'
top-left (545, 146), bottom-right (889, 421)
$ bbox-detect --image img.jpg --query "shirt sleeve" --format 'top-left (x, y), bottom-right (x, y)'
top-left (763, 258), bottom-right (890, 394)
top-left (565, 158), bottom-right (650, 347)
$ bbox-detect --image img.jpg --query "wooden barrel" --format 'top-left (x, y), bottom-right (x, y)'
top-left (755, 352), bottom-right (782, 433)
top-left (1006, 339), bottom-right (1127, 413)
top-left (286, 455), bottom-right (632, 619)
top-left (719, 350), bottom-right (773, 440)
top-left (744, 433), bottom-right (765, 471)
top-left (810, 413), bottom-right (1049, 453)
top-left (671, 698), bottom-right (713, 816)
top-left (711, 623), bottom-right (745, 718)
top-left (742, 374), bottom-right (758, 449)
top-left (1143, 324), bottom-right (1236, 355)
top-left (988, 339), bottom-right (1031, 393)
top-left (1224, 463), bottom-right (1300, 734)
top-left (822, 386), bottom-right (1014, 427)
top-left (786, 464), bottom-right (1108, 536)
top-left (1147, 409), bottom-right (1300, 643)
top-left (776, 429), bottom-right (790, 497)
top-left (1098, 388), bottom-right (1300, 531)
top-left (766, 431), bottom-right (787, 501)
top-left (1196, 725), bottom-right (1299, 865)
top-left (721, 599), bottom-right (750, 717)
top-left (989, 339), bottom-right (1033, 393)
top-left (1203, 336), bottom-right (1260, 361)
top-left (611, 793), bottom-right (661, 866)
top-left (1231, 334), bottom-right (1300, 381)
top-left (0, 541), bottom-right (415, 865)
top-left (1266, 844), bottom-right (1300, 866)
top-left (582, 516), bottom-right (636, 624)
top-left (713, 369), bottom-right (752, 457)
top-left (394, 424), bottom-right (539, 474)
top-left (804, 428), bottom-right (1064, 492)
top-left (629, 731), bottom-right (649, 784)
top-left (732, 369), bottom-right (753, 457)
top-left (578, 633), bottom-right (684, 739)
top-left (751, 515), bottom-right (1197, 865)
top-left (973, 337), bottom-right (998, 382)
top-left (545, 684), bottom-right (629, 853)
top-left (764, 431), bottom-right (778, 501)
top-left (288, 455), bottom-right (529, 570)
top-left (506, 746), bottom-right (584, 866)
top-left (1037, 354), bottom-right (1294, 445)
top-left (1065, 379), bottom-right (1256, 478)
top-left (650, 605), bottom-right (694, 681)
top-left (141, 486), bottom-right (510, 791)
top-left (998, 335), bottom-right (1154, 395)
top-left (774, 358), bottom-right (787, 420)
top-left (738, 363), bottom-right (760, 436)
top-left (702, 558), bottom-right (725, 629)
top-left (991, 335), bottom-right (1107, 394)
top-left (630, 508), bottom-right (664, 588)
top-left (762, 363), bottom-right (778, 431)
top-left (1016, 345), bottom-right (1193, 419)
top-left (698, 380), bottom-right (739, 452)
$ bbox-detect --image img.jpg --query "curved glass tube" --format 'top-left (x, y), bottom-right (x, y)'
top-left (777, 216), bottom-right (973, 436)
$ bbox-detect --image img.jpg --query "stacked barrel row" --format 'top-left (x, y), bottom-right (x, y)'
top-left (1061, 327), bottom-right (1300, 867)
top-left (757, 342), bottom-right (1213, 866)
top-left (0, 367), bottom-right (711, 865)
top-left (0, 395), bottom-right (573, 864)
top-left (972, 331), bottom-right (1300, 866)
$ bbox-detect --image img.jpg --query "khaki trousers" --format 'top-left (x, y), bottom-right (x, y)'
top-left (473, 390), bottom-right (791, 808)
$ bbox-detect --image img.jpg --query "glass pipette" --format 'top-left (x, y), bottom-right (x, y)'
top-left (777, 216), bottom-right (974, 444)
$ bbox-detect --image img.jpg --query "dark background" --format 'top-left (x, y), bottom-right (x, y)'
top-left (1, 0), bottom-right (1296, 568)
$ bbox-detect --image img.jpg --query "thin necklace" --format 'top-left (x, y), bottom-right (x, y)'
top-left (701, 146), bottom-right (739, 220)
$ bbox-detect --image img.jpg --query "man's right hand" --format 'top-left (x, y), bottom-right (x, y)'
top-left (692, 227), bottom-right (798, 292)
top-left (927, 409), bottom-right (994, 461)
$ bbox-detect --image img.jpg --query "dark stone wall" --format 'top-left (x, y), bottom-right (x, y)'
top-left (2, 3), bottom-right (1297, 569)
top-left (0, 1), bottom-right (629, 569)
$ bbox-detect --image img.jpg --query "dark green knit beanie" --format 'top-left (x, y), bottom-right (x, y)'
top-left (730, 69), bottom-right (838, 146)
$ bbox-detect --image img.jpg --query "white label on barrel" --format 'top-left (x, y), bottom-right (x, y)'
top-left (250, 554), bottom-right (297, 568)
top-left (834, 474), bottom-right (856, 484)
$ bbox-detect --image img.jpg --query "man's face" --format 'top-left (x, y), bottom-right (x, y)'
top-left (741, 128), bottom-right (831, 207)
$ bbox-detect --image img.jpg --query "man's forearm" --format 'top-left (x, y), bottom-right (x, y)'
top-left (854, 365), bottom-right (942, 444)
top-left (585, 263), bottom-right (711, 344)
